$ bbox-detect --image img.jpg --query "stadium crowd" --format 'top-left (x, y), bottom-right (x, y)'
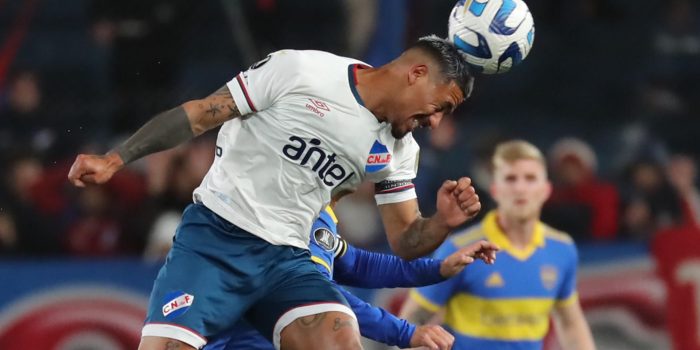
top-left (0, 0), bottom-right (699, 258)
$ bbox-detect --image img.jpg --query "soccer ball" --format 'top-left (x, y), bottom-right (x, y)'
top-left (448, 0), bottom-right (535, 74)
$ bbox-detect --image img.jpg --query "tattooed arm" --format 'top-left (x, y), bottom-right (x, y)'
top-left (115, 86), bottom-right (241, 164)
top-left (67, 86), bottom-right (242, 187)
top-left (378, 178), bottom-right (481, 260)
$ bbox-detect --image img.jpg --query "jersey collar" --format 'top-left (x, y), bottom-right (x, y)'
top-left (482, 210), bottom-right (545, 261)
top-left (347, 64), bottom-right (369, 107)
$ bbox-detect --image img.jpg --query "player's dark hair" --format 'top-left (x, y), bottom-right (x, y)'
top-left (410, 35), bottom-right (475, 98)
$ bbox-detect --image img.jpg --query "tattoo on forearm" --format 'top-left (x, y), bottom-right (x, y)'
top-left (114, 106), bottom-right (194, 164)
top-left (297, 313), bottom-right (327, 328)
top-left (332, 317), bottom-right (354, 331)
top-left (165, 340), bottom-right (181, 350)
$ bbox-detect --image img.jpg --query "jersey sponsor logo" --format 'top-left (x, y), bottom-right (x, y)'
top-left (282, 136), bottom-right (355, 187)
top-left (305, 99), bottom-right (330, 117)
top-left (366, 140), bottom-right (392, 173)
top-left (486, 271), bottom-right (505, 287)
top-left (162, 291), bottom-right (194, 319)
top-left (540, 265), bottom-right (558, 290)
top-left (314, 228), bottom-right (336, 251)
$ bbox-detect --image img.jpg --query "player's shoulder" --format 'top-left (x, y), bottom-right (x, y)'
top-left (449, 223), bottom-right (487, 248)
top-left (542, 224), bottom-right (574, 245)
top-left (277, 49), bottom-right (365, 72)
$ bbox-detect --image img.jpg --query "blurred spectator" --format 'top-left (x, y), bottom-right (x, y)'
top-left (63, 186), bottom-right (124, 257)
top-left (0, 209), bottom-right (18, 255)
top-left (1, 152), bottom-right (59, 255)
top-left (414, 117), bottom-right (477, 218)
top-left (618, 158), bottom-right (682, 241)
top-left (544, 137), bottom-right (620, 241)
top-left (0, 70), bottom-right (56, 156)
top-left (89, 0), bottom-right (197, 133)
top-left (142, 137), bottom-right (215, 260)
top-left (666, 154), bottom-right (700, 228)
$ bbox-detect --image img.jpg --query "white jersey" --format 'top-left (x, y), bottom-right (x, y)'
top-left (193, 50), bottom-right (419, 249)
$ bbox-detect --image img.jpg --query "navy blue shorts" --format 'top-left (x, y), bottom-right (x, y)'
top-left (142, 204), bottom-right (354, 349)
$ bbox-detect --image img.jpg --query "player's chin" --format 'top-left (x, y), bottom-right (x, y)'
top-left (390, 124), bottom-right (411, 139)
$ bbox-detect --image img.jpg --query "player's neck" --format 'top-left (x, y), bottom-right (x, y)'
top-left (496, 213), bottom-right (537, 249)
top-left (354, 67), bottom-right (392, 123)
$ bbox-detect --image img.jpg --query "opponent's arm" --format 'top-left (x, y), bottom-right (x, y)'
top-left (399, 295), bottom-right (442, 326)
top-left (552, 299), bottom-right (596, 350)
top-left (68, 86), bottom-right (241, 187)
top-left (333, 239), bottom-right (497, 288)
top-left (379, 178), bottom-right (481, 260)
top-left (339, 287), bottom-right (453, 350)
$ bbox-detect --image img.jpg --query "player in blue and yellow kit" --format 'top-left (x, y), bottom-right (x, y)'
top-left (205, 205), bottom-right (499, 350)
top-left (401, 140), bottom-right (596, 350)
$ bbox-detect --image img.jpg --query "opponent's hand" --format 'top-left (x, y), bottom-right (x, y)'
top-left (409, 324), bottom-right (454, 350)
top-left (67, 153), bottom-right (124, 187)
top-left (435, 177), bottom-right (481, 229)
top-left (440, 240), bottom-right (499, 278)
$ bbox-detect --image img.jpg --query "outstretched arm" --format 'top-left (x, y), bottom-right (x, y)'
top-left (68, 86), bottom-right (242, 187)
top-left (339, 287), bottom-right (453, 350)
top-left (379, 178), bottom-right (481, 260)
top-left (333, 240), bottom-right (498, 288)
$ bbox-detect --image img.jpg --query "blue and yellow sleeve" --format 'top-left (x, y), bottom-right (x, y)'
top-left (410, 240), bottom-right (460, 311)
top-left (333, 244), bottom-right (444, 288)
top-left (338, 286), bottom-right (414, 348)
top-left (555, 243), bottom-right (579, 307)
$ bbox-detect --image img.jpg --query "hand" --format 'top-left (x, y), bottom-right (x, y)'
top-left (67, 153), bottom-right (124, 187)
top-left (409, 324), bottom-right (454, 350)
top-left (435, 177), bottom-right (481, 229)
top-left (440, 240), bottom-right (499, 278)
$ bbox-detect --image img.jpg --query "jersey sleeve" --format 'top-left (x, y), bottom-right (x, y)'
top-left (556, 243), bottom-right (579, 307)
top-left (410, 240), bottom-right (460, 312)
top-left (374, 137), bottom-right (420, 205)
top-left (226, 50), bottom-right (302, 115)
top-left (339, 286), bottom-right (415, 348)
top-left (333, 243), bottom-right (444, 288)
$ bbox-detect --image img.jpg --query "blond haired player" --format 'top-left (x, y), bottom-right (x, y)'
top-left (401, 140), bottom-right (596, 350)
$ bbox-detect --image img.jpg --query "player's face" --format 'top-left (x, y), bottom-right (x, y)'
top-left (390, 78), bottom-right (464, 139)
top-left (490, 159), bottom-right (552, 221)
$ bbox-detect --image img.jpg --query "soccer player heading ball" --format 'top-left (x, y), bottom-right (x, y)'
top-left (68, 36), bottom-right (481, 349)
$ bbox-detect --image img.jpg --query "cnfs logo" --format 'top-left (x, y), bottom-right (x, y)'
top-left (162, 291), bottom-right (194, 319)
top-left (365, 140), bottom-right (392, 173)
top-left (283, 136), bottom-right (355, 187)
top-left (306, 99), bottom-right (330, 117)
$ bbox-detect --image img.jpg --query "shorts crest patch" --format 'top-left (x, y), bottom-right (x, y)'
top-left (313, 228), bottom-right (336, 251)
top-left (162, 291), bottom-right (194, 320)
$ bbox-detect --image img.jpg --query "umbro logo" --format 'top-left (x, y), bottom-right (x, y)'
top-left (306, 98), bottom-right (331, 117)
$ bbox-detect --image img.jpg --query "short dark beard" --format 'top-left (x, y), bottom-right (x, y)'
top-left (391, 123), bottom-right (409, 139)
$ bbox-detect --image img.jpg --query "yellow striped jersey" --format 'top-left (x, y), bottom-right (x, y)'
top-left (410, 211), bottom-right (578, 350)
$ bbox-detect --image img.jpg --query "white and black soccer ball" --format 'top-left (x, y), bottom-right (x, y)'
top-left (448, 0), bottom-right (535, 74)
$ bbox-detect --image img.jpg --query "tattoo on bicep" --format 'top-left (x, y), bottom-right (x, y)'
top-left (164, 340), bottom-right (181, 350)
top-left (207, 85), bottom-right (242, 120)
top-left (297, 313), bottom-right (327, 328)
top-left (332, 317), bottom-right (354, 331)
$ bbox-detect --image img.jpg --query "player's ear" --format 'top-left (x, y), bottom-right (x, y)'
top-left (408, 64), bottom-right (429, 85)
top-left (543, 180), bottom-right (553, 201)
